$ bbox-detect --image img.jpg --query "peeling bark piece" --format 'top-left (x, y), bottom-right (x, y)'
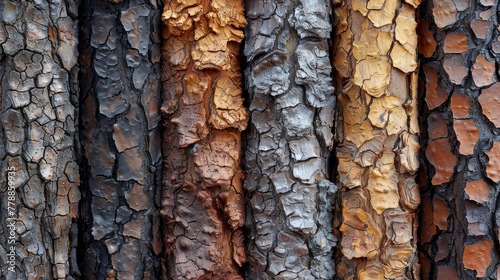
top-left (453, 119), bottom-right (479, 155)
top-left (463, 240), bottom-right (493, 277)
top-left (161, 0), bottom-right (248, 278)
top-left (444, 33), bottom-right (468, 53)
top-left (444, 54), bottom-right (468, 85)
top-left (333, 0), bottom-right (420, 277)
top-left (465, 180), bottom-right (490, 204)
top-left (428, 113), bottom-right (449, 139)
top-left (424, 65), bottom-right (449, 110)
top-left (479, 83), bottom-right (500, 127)
top-left (450, 93), bottom-right (471, 118)
top-left (419, 19), bottom-right (437, 57)
top-left (485, 142), bottom-right (500, 183)
top-left (0, 1), bottom-right (80, 278)
top-left (426, 138), bottom-right (457, 185)
top-left (471, 19), bottom-right (490, 40)
top-left (432, 0), bottom-right (457, 28)
top-left (245, 0), bottom-right (337, 278)
top-left (472, 54), bottom-right (495, 87)
top-left (79, 0), bottom-right (162, 278)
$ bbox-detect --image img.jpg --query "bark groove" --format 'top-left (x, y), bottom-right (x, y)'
top-left (418, 0), bottom-right (500, 278)
top-left (0, 0), bottom-right (80, 278)
top-left (332, 0), bottom-right (421, 278)
top-left (244, 0), bottom-right (338, 279)
top-left (78, 0), bottom-right (162, 278)
top-left (160, 0), bottom-right (248, 279)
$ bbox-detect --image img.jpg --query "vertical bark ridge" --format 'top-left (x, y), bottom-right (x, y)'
top-left (0, 0), bottom-right (81, 278)
top-left (160, 0), bottom-right (248, 279)
top-left (244, 0), bottom-right (338, 278)
top-left (332, 0), bottom-right (421, 278)
top-left (78, 0), bottom-right (162, 278)
top-left (418, 0), bottom-right (500, 278)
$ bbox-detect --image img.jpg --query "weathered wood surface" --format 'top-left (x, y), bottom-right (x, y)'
top-left (78, 0), bottom-right (162, 278)
top-left (160, 0), bottom-right (248, 279)
top-left (0, 0), bottom-right (80, 279)
top-left (244, 0), bottom-right (338, 279)
top-left (418, 0), bottom-right (500, 278)
top-left (332, 0), bottom-right (421, 278)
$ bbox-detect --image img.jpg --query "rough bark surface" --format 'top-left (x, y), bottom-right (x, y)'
top-left (0, 0), bottom-right (80, 279)
top-left (418, 0), bottom-right (500, 278)
top-left (160, 1), bottom-right (248, 279)
top-left (78, 0), bottom-right (162, 279)
top-left (244, 0), bottom-right (338, 279)
top-left (332, 0), bottom-right (421, 278)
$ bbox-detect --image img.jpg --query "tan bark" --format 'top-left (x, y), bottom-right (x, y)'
top-left (160, 1), bottom-right (247, 279)
top-left (78, 0), bottom-right (162, 278)
top-left (418, 0), bottom-right (500, 278)
top-left (0, 0), bottom-right (80, 278)
top-left (333, 0), bottom-right (421, 278)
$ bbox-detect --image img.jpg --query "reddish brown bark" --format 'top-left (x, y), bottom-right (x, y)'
top-left (160, 1), bottom-right (247, 279)
top-left (418, 0), bottom-right (500, 278)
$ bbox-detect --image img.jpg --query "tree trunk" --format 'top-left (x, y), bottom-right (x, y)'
top-left (332, 0), bottom-right (421, 278)
top-left (78, 0), bottom-right (162, 279)
top-left (243, 0), bottom-right (338, 279)
top-left (160, 1), bottom-right (248, 279)
top-left (418, 0), bottom-right (500, 278)
top-left (0, 0), bottom-right (80, 279)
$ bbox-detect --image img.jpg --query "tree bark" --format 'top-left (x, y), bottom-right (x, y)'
top-left (332, 0), bottom-right (421, 278)
top-left (418, 0), bottom-right (500, 278)
top-left (160, 1), bottom-right (248, 279)
top-left (78, 0), bottom-right (162, 279)
top-left (243, 0), bottom-right (338, 279)
top-left (0, 0), bottom-right (80, 279)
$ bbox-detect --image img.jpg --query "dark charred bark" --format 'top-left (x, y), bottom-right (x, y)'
top-left (332, 0), bottom-right (421, 278)
top-left (0, 0), bottom-right (81, 279)
top-left (418, 0), bottom-right (500, 278)
top-left (243, 0), bottom-right (338, 279)
top-left (160, 1), bottom-right (248, 279)
top-left (78, 0), bottom-right (162, 279)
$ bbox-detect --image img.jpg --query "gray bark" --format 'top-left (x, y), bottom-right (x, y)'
top-left (0, 0), bottom-right (81, 279)
top-left (243, 0), bottom-right (337, 279)
top-left (78, 0), bottom-right (162, 278)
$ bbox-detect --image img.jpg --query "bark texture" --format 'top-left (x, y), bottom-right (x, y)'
top-left (332, 0), bottom-right (421, 278)
top-left (0, 0), bottom-right (80, 279)
top-left (244, 0), bottom-right (338, 279)
top-left (78, 0), bottom-right (162, 278)
top-left (418, 0), bottom-right (500, 278)
top-left (160, 0), bottom-right (248, 279)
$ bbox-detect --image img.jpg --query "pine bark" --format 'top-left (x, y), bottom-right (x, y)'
top-left (332, 0), bottom-right (421, 278)
top-left (243, 0), bottom-right (338, 279)
top-left (78, 0), bottom-right (163, 279)
top-left (418, 0), bottom-right (500, 278)
top-left (0, 0), bottom-right (80, 279)
top-left (160, 0), bottom-right (248, 279)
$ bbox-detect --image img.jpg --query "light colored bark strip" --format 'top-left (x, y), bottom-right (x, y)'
top-left (332, 0), bottom-right (421, 278)
top-left (0, 0), bottom-right (80, 278)
top-left (79, 0), bottom-right (163, 278)
top-left (244, 0), bottom-right (337, 279)
top-left (160, 0), bottom-right (248, 278)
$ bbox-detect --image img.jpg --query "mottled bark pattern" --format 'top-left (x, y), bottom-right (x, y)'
top-left (0, 0), bottom-right (80, 279)
top-left (419, 0), bottom-right (500, 278)
top-left (79, 0), bottom-right (162, 278)
top-left (333, 0), bottom-right (421, 278)
top-left (244, 0), bottom-right (337, 279)
top-left (160, 1), bottom-right (248, 279)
